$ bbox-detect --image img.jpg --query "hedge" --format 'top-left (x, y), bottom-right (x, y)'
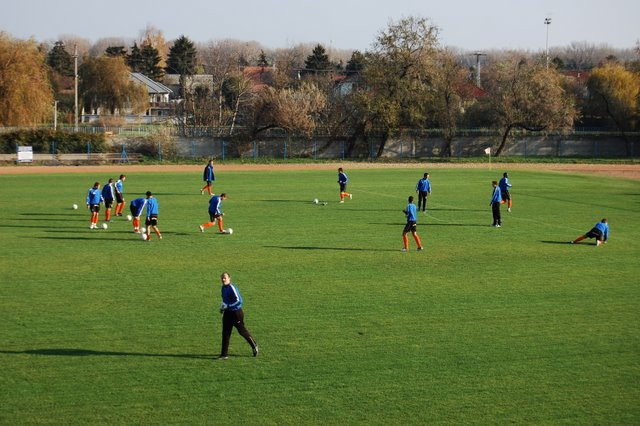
top-left (0, 130), bottom-right (108, 154)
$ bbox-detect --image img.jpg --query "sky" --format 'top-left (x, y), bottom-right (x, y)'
top-left (2, 0), bottom-right (639, 51)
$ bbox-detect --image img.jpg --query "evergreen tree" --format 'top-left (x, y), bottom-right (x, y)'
top-left (257, 50), bottom-right (269, 67)
top-left (105, 46), bottom-right (127, 58)
top-left (126, 43), bottom-right (143, 72)
top-left (140, 44), bottom-right (164, 81)
top-left (304, 44), bottom-right (331, 72)
top-left (166, 35), bottom-right (197, 76)
top-left (346, 50), bottom-right (365, 75)
top-left (47, 41), bottom-right (74, 76)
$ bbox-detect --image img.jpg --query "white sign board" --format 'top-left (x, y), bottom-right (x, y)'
top-left (17, 146), bottom-right (33, 163)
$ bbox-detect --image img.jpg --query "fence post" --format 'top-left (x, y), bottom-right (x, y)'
top-left (191, 141), bottom-right (195, 158)
top-left (157, 141), bottom-right (162, 162)
top-left (253, 141), bottom-right (257, 160)
top-left (341, 141), bottom-right (345, 160)
top-left (284, 140), bottom-right (287, 160)
top-left (51, 141), bottom-right (56, 160)
top-left (523, 140), bottom-right (527, 157)
top-left (314, 141), bottom-right (317, 160)
top-left (221, 141), bottom-right (226, 162)
top-left (87, 142), bottom-right (91, 160)
top-left (400, 141), bottom-right (403, 159)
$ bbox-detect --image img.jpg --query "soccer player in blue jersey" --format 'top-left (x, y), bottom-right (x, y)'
top-left (114, 175), bottom-right (126, 217)
top-left (200, 193), bottom-right (227, 234)
top-left (571, 218), bottom-right (609, 247)
top-left (86, 182), bottom-right (103, 229)
top-left (402, 195), bottom-right (424, 252)
top-left (415, 172), bottom-right (431, 212)
top-left (201, 160), bottom-right (215, 195)
top-left (218, 272), bottom-right (258, 359)
top-left (338, 167), bottom-right (352, 203)
top-left (129, 197), bottom-right (147, 233)
top-left (499, 172), bottom-right (513, 212)
top-left (144, 191), bottom-right (162, 240)
top-left (490, 180), bottom-right (502, 227)
top-left (101, 178), bottom-right (115, 222)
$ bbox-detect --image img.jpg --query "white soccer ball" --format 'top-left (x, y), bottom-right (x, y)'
top-left (72, 204), bottom-right (78, 210)
top-left (227, 228), bottom-right (233, 235)
top-left (102, 223), bottom-right (108, 230)
top-left (141, 233), bottom-right (148, 240)
top-left (126, 214), bottom-right (132, 221)
top-left (140, 227), bottom-right (146, 233)
top-left (313, 198), bottom-right (319, 204)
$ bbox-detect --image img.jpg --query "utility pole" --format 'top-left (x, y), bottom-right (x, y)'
top-left (470, 52), bottom-right (486, 87)
top-left (544, 17), bottom-right (552, 69)
top-left (74, 44), bottom-right (79, 131)
top-left (53, 100), bottom-right (58, 130)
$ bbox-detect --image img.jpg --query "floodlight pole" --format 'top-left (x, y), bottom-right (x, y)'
top-left (53, 100), bottom-right (58, 130)
top-left (544, 17), bottom-right (552, 69)
top-left (74, 44), bottom-right (79, 131)
top-left (471, 52), bottom-right (486, 87)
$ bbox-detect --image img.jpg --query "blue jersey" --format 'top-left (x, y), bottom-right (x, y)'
top-left (338, 172), bottom-right (348, 184)
top-left (146, 198), bottom-right (159, 217)
top-left (499, 177), bottom-right (512, 191)
top-left (490, 186), bottom-right (502, 204)
top-left (221, 283), bottom-right (243, 311)
top-left (594, 221), bottom-right (609, 241)
top-left (102, 183), bottom-right (115, 200)
top-left (404, 203), bottom-right (417, 222)
top-left (416, 178), bottom-right (431, 192)
top-left (86, 188), bottom-right (103, 205)
top-left (209, 195), bottom-right (222, 214)
top-left (203, 164), bottom-right (215, 182)
top-left (115, 179), bottom-right (124, 195)
top-left (130, 198), bottom-right (147, 217)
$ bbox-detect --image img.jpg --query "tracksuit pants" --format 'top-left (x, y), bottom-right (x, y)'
top-left (221, 309), bottom-right (257, 357)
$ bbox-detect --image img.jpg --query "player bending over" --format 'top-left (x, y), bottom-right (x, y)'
top-left (571, 218), bottom-right (609, 247)
top-left (129, 197), bottom-right (147, 233)
top-left (144, 191), bottom-right (162, 240)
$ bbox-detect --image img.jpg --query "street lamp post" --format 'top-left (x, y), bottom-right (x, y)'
top-left (53, 100), bottom-right (59, 130)
top-left (544, 17), bottom-right (552, 69)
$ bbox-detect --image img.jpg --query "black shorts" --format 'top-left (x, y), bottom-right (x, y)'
top-left (340, 183), bottom-right (347, 192)
top-left (146, 215), bottom-right (158, 226)
top-left (585, 228), bottom-right (603, 240)
top-left (403, 221), bottom-right (417, 234)
top-left (205, 180), bottom-right (212, 185)
top-left (104, 198), bottom-right (114, 209)
top-left (89, 204), bottom-right (100, 213)
top-left (500, 190), bottom-right (511, 201)
top-left (115, 193), bottom-right (124, 203)
top-left (209, 211), bottom-right (222, 222)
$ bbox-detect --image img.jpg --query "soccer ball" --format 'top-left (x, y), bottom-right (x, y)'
top-left (102, 223), bottom-right (108, 230)
top-left (313, 198), bottom-right (319, 204)
top-left (141, 233), bottom-right (148, 240)
top-left (227, 228), bottom-right (234, 235)
top-left (140, 227), bottom-right (146, 233)
top-left (126, 214), bottom-right (132, 221)
top-left (72, 204), bottom-right (78, 210)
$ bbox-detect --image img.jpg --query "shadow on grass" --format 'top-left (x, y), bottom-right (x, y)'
top-left (11, 217), bottom-right (85, 222)
top-left (264, 245), bottom-right (397, 252)
top-left (367, 223), bottom-right (488, 227)
top-left (22, 213), bottom-right (80, 217)
top-left (258, 199), bottom-right (314, 204)
top-left (0, 348), bottom-right (221, 360)
top-left (30, 236), bottom-right (142, 242)
top-left (0, 224), bottom-right (81, 230)
top-left (541, 240), bottom-right (596, 246)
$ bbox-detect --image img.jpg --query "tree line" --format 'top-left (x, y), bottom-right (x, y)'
top-left (0, 17), bottom-right (639, 157)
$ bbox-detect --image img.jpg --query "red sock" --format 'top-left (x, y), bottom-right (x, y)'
top-left (218, 218), bottom-right (224, 232)
top-left (413, 233), bottom-right (423, 249)
top-left (202, 221), bottom-right (215, 229)
top-left (402, 234), bottom-right (409, 249)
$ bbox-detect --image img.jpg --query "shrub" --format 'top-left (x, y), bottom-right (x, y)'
top-left (0, 129), bottom-right (108, 153)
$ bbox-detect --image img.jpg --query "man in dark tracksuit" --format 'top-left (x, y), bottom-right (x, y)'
top-left (219, 272), bottom-right (258, 359)
top-left (415, 172), bottom-right (431, 212)
top-left (201, 160), bottom-right (215, 196)
top-left (490, 180), bottom-right (502, 227)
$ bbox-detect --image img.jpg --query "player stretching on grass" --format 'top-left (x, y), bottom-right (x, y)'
top-left (144, 191), bottom-right (162, 240)
top-left (86, 182), bottom-right (103, 229)
top-left (415, 172), bottom-right (431, 212)
top-left (114, 175), bottom-right (126, 217)
top-left (218, 272), bottom-right (258, 359)
top-left (129, 197), bottom-right (147, 233)
top-left (490, 180), bottom-right (502, 227)
top-left (200, 193), bottom-right (227, 234)
top-left (571, 218), bottom-right (609, 247)
top-left (402, 196), bottom-right (424, 252)
top-left (499, 172), bottom-right (513, 212)
top-left (338, 167), bottom-right (352, 203)
top-left (201, 160), bottom-right (215, 195)
top-left (102, 178), bottom-right (115, 222)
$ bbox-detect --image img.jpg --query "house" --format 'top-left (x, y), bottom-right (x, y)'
top-left (163, 74), bottom-right (214, 98)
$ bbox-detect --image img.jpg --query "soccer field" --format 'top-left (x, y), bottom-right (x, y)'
top-left (1, 166), bottom-right (639, 424)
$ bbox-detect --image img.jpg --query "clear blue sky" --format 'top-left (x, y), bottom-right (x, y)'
top-left (2, 0), bottom-right (638, 50)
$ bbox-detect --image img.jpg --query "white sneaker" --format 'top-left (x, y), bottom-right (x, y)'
top-left (349, 194), bottom-right (352, 200)
top-left (199, 225), bottom-right (204, 232)
top-left (508, 207), bottom-right (511, 212)
top-left (496, 224), bottom-right (501, 228)
top-left (401, 248), bottom-right (407, 252)
top-left (339, 200), bottom-right (344, 204)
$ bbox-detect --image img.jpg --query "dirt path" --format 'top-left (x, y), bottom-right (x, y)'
top-left (1, 162), bottom-right (639, 180)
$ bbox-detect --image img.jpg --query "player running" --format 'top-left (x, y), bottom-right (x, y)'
top-left (144, 191), bottom-right (162, 241)
top-left (415, 172), bottom-right (431, 212)
top-left (200, 193), bottom-right (228, 234)
top-left (499, 172), bottom-right (513, 212)
top-left (201, 160), bottom-right (215, 195)
top-left (402, 195), bottom-right (424, 252)
top-left (114, 175), bottom-right (126, 217)
top-left (129, 197), bottom-right (147, 233)
top-left (102, 178), bottom-right (115, 222)
top-left (86, 182), bottom-right (103, 229)
top-left (571, 218), bottom-right (609, 247)
top-left (338, 167), bottom-right (352, 203)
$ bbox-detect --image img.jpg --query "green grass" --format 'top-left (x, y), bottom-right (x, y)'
top-left (1, 168), bottom-right (639, 424)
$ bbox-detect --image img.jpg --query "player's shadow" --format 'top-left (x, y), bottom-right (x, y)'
top-left (0, 348), bottom-right (215, 360)
top-left (368, 223), bottom-right (487, 227)
top-left (30, 236), bottom-right (141, 242)
top-left (0, 224), bottom-right (79, 230)
top-left (22, 213), bottom-right (79, 217)
top-left (259, 199), bottom-right (312, 204)
top-left (13, 217), bottom-right (84, 222)
top-left (264, 245), bottom-right (397, 252)
top-left (541, 240), bottom-right (596, 246)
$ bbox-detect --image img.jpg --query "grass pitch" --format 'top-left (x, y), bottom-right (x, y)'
top-left (1, 167), bottom-right (639, 424)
